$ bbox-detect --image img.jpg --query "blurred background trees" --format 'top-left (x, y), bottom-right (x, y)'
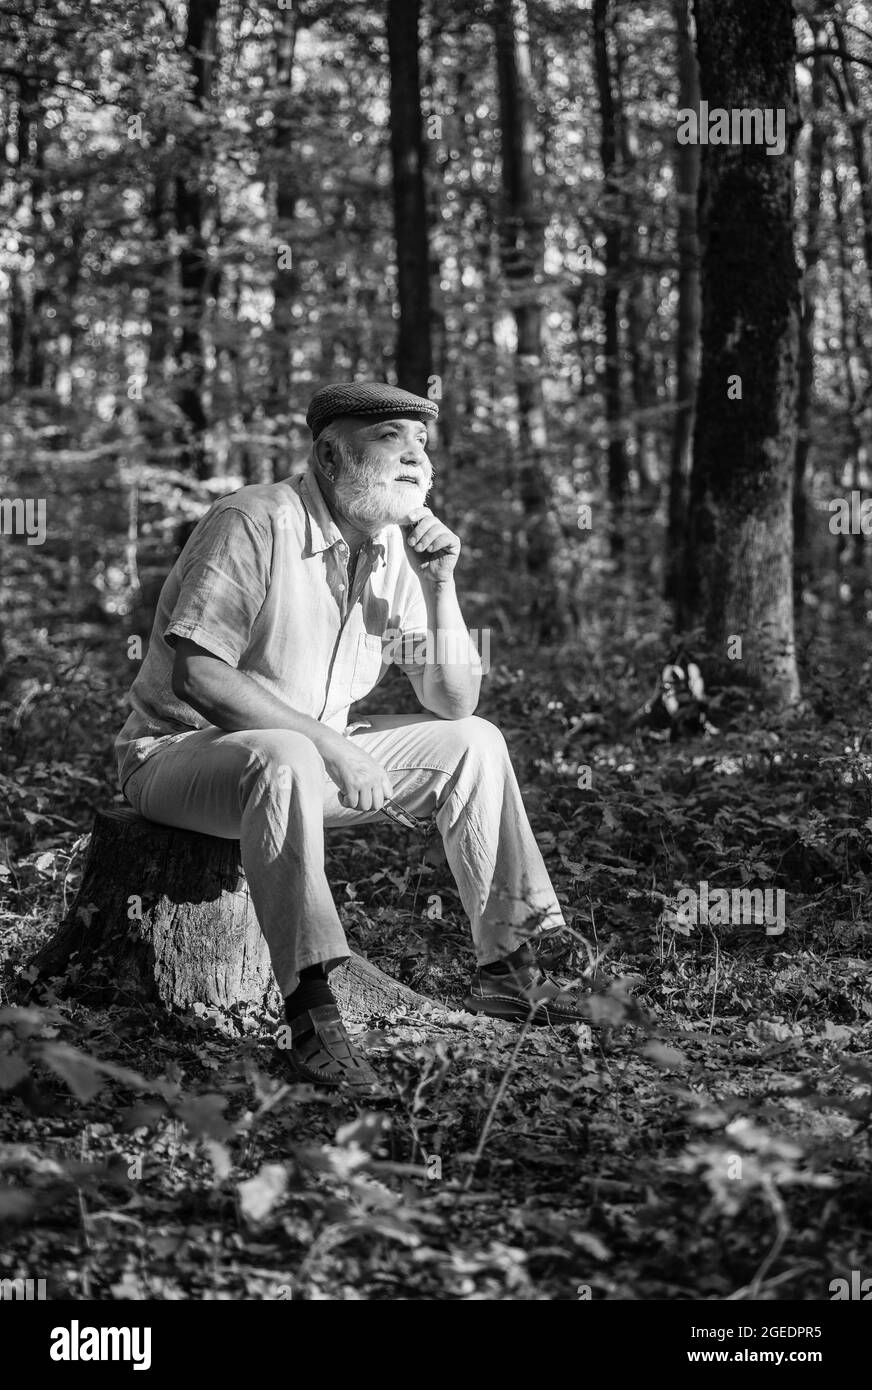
top-left (2, 0), bottom-right (872, 707)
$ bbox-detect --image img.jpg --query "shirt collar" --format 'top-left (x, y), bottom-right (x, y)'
top-left (299, 467), bottom-right (388, 568)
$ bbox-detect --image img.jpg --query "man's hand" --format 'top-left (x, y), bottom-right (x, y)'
top-left (402, 506), bottom-right (460, 587)
top-left (318, 729), bottom-right (393, 812)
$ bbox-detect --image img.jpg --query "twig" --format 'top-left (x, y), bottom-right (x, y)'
top-left (77, 1128), bottom-right (93, 1298)
top-left (463, 1016), bottom-right (533, 1190)
top-left (708, 926), bottom-right (720, 1035)
top-left (745, 1179), bottom-right (791, 1299)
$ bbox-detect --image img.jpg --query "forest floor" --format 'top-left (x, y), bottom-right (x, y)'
top-left (1, 441), bottom-right (871, 1301)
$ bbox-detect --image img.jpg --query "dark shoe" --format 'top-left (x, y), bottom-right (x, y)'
top-left (530, 930), bottom-right (575, 971)
top-left (285, 1004), bottom-right (379, 1090)
top-left (464, 959), bottom-right (588, 1026)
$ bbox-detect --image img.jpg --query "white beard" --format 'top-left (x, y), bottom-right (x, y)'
top-left (332, 441), bottom-right (431, 527)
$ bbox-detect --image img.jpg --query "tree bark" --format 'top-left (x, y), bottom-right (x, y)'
top-left (9, 77), bottom-right (48, 392)
top-left (832, 18), bottom-right (872, 304)
top-left (29, 809), bottom-right (431, 1031)
top-left (174, 0), bottom-right (220, 479)
top-left (9, 85), bottom-right (31, 391)
top-left (831, 161), bottom-right (866, 583)
top-left (387, 0), bottom-right (433, 397)
top-left (681, 0), bottom-right (801, 707)
top-left (147, 175), bottom-right (174, 391)
top-left (793, 24), bottom-right (827, 595)
top-left (614, 17), bottom-right (656, 499)
top-left (493, 0), bottom-right (566, 636)
top-left (593, 0), bottom-right (627, 555)
top-left (270, 0), bottom-right (300, 469)
top-left (665, 0), bottom-right (701, 603)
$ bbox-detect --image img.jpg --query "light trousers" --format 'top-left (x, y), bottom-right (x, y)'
top-left (122, 712), bottom-right (565, 996)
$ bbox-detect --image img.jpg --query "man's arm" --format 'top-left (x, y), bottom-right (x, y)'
top-left (172, 639), bottom-right (393, 812)
top-left (417, 579), bottom-right (482, 719)
top-left (402, 507), bottom-right (481, 720)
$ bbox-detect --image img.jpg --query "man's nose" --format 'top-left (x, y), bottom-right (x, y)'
top-left (401, 444), bottom-right (429, 466)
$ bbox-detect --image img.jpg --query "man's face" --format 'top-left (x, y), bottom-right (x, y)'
top-left (327, 416), bottom-right (433, 527)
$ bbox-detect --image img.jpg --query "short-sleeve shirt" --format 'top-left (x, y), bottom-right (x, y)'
top-left (115, 468), bottom-right (429, 790)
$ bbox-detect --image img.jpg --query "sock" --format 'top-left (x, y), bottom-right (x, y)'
top-left (480, 942), bottom-right (536, 976)
top-left (284, 963), bottom-right (335, 1023)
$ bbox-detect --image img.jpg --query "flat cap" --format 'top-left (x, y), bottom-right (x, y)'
top-left (306, 381), bottom-right (439, 439)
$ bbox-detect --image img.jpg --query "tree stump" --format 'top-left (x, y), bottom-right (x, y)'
top-left (29, 807), bottom-right (429, 1031)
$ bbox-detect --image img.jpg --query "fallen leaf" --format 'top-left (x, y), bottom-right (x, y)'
top-left (238, 1163), bottom-right (288, 1223)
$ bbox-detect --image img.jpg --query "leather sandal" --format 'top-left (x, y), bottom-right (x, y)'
top-left (464, 959), bottom-right (588, 1026)
top-left (287, 1004), bottom-right (379, 1090)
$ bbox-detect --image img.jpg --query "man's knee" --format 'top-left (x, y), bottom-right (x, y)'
top-left (242, 729), bottom-right (325, 802)
top-left (439, 714), bottom-right (510, 765)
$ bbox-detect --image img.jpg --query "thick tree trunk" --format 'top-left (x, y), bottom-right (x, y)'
top-left (793, 25), bottom-right (826, 597)
top-left (665, 0), bottom-right (701, 603)
top-left (174, 0), bottom-right (220, 479)
top-left (28, 809), bottom-right (430, 1032)
top-left (387, 0), bottom-right (433, 397)
top-left (493, 0), bottom-right (566, 637)
top-left (593, 0), bottom-right (627, 556)
top-left (681, 0), bottom-right (801, 707)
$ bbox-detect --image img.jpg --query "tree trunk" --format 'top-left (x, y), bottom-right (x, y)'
top-left (593, 0), bottom-right (627, 556)
top-left (422, 6), bottom-right (451, 479)
top-left (793, 24), bottom-right (826, 597)
top-left (270, 0), bottom-right (300, 470)
top-left (147, 175), bottom-right (174, 390)
top-left (28, 809), bottom-right (430, 1032)
top-left (832, 18), bottom-right (872, 305)
top-left (493, 0), bottom-right (566, 637)
top-left (10, 78), bottom-right (45, 392)
top-left (174, 0), bottom-right (220, 479)
top-left (832, 162), bottom-right (866, 585)
top-left (681, 0), bottom-right (801, 707)
top-left (614, 17), bottom-right (656, 500)
top-left (26, 96), bottom-right (49, 391)
top-left (665, 0), bottom-right (701, 603)
top-left (141, 172), bottom-right (176, 464)
top-left (387, 0), bottom-right (433, 397)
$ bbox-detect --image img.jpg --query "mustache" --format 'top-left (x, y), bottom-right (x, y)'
top-left (336, 444), bottom-right (433, 493)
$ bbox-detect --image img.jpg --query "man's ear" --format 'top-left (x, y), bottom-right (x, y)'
top-left (314, 436), bottom-right (335, 479)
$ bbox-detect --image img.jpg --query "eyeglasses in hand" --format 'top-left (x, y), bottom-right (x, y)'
top-left (381, 798), bottom-right (433, 834)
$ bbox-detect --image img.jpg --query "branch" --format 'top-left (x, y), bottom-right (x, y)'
top-left (797, 47), bottom-right (872, 72)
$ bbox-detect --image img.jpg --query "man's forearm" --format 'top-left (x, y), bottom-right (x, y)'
top-left (174, 653), bottom-right (341, 760)
top-left (419, 579), bottom-right (482, 719)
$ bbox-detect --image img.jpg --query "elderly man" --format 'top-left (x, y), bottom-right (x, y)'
top-left (116, 383), bottom-right (583, 1090)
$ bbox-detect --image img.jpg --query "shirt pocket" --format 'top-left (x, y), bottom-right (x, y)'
top-left (349, 633), bottom-right (385, 701)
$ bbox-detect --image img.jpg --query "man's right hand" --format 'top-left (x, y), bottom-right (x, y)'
top-left (317, 730), bottom-right (393, 812)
